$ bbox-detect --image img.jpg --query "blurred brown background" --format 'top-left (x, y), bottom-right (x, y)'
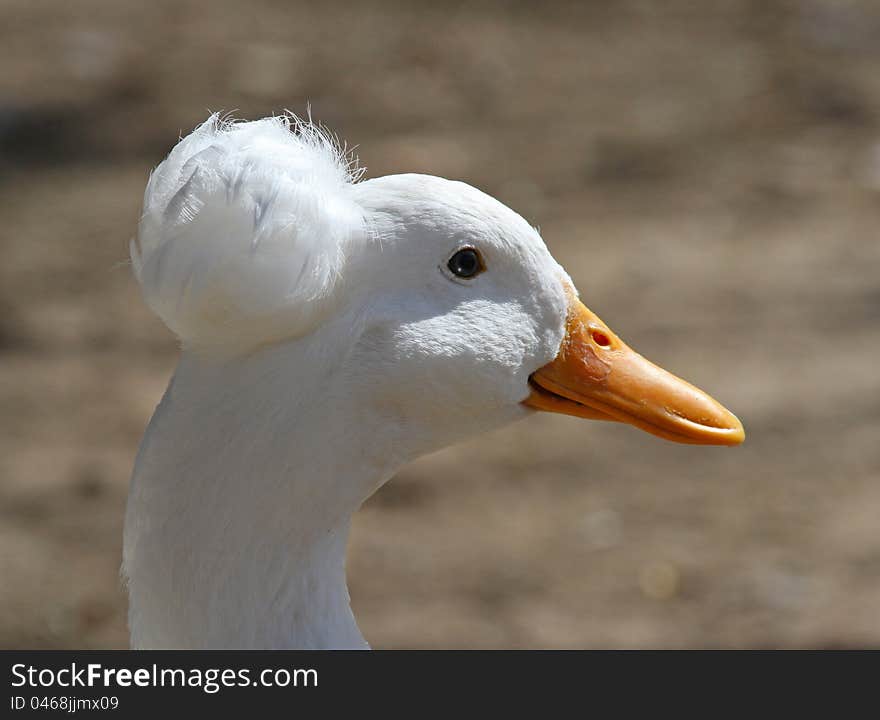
top-left (1, 0), bottom-right (878, 648)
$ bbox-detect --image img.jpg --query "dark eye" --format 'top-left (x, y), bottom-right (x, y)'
top-left (447, 248), bottom-right (484, 279)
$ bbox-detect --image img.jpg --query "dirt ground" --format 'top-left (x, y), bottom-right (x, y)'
top-left (1, 0), bottom-right (878, 648)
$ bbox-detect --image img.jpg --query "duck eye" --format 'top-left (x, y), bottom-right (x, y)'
top-left (447, 248), bottom-right (484, 279)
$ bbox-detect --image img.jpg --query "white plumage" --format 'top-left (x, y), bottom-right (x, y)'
top-left (124, 113), bottom-right (743, 649)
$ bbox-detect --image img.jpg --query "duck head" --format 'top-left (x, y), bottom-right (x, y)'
top-left (336, 173), bottom-right (744, 452)
top-left (134, 116), bottom-right (743, 459)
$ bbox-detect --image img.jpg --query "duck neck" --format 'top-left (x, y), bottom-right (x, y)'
top-left (124, 337), bottom-right (401, 649)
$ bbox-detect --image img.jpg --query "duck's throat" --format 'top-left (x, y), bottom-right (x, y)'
top-left (123, 349), bottom-right (391, 650)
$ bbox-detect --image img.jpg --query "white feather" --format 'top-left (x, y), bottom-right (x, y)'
top-left (132, 113), bottom-right (365, 351)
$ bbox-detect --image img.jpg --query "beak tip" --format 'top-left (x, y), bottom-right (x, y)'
top-left (715, 412), bottom-right (745, 446)
top-left (729, 418), bottom-right (746, 446)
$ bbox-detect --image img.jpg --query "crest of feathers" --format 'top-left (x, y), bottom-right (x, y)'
top-left (132, 113), bottom-right (366, 351)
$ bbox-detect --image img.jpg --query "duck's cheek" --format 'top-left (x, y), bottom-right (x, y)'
top-left (352, 301), bottom-right (562, 427)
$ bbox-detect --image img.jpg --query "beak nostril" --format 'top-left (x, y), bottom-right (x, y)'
top-left (590, 328), bottom-right (612, 348)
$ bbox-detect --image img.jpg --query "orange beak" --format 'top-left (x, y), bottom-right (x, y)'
top-left (524, 297), bottom-right (745, 446)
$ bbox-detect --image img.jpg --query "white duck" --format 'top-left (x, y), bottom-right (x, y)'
top-left (123, 114), bottom-right (744, 649)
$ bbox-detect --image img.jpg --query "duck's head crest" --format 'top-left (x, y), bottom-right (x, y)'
top-left (133, 112), bottom-right (365, 352)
